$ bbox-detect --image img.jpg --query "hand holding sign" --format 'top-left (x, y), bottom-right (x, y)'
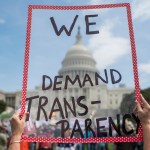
top-left (136, 95), bottom-right (150, 126)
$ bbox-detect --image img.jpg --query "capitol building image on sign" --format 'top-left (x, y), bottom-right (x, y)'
top-left (1, 28), bottom-right (134, 120)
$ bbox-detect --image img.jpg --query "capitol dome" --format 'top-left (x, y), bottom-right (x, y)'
top-left (59, 27), bottom-right (98, 79)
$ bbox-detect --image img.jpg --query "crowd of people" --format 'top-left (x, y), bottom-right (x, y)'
top-left (0, 122), bottom-right (144, 150)
top-left (0, 94), bottom-right (149, 150)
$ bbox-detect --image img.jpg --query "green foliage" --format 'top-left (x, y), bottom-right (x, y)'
top-left (141, 88), bottom-right (150, 103)
top-left (120, 92), bottom-right (135, 115)
top-left (0, 100), bottom-right (6, 114)
top-left (120, 88), bottom-right (150, 115)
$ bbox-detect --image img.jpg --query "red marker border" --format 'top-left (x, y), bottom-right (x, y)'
top-left (21, 3), bottom-right (142, 142)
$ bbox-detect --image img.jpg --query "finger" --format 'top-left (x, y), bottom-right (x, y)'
top-left (136, 102), bottom-right (143, 112)
top-left (11, 111), bottom-right (20, 120)
top-left (14, 111), bottom-right (20, 116)
top-left (140, 94), bottom-right (149, 107)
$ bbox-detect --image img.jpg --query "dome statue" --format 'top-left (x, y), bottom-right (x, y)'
top-left (58, 27), bottom-right (98, 80)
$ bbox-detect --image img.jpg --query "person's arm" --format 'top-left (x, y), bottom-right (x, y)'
top-left (36, 142), bottom-right (39, 150)
top-left (9, 111), bottom-right (29, 150)
top-left (136, 94), bottom-right (150, 150)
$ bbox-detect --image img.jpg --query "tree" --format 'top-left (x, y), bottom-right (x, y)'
top-left (0, 101), bottom-right (6, 114)
top-left (120, 93), bottom-right (135, 115)
top-left (120, 88), bottom-right (150, 115)
top-left (141, 88), bottom-right (150, 103)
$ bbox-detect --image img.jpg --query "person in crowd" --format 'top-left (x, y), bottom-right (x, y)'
top-left (38, 141), bottom-right (52, 150)
top-left (8, 94), bottom-right (150, 150)
top-left (114, 122), bottom-right (136, 150)
top-left (20, 140), bottom-right (29, 150)
top-left (56, 129), bottom-right (74, 150)
top-left (54, 124), bottom-right (61, 138)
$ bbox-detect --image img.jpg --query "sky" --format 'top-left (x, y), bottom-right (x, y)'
top-left (0, 0), bottom-right (150, 92)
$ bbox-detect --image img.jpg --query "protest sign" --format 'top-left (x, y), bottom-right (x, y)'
top-left (21, 3), bottom-right (142, 143)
